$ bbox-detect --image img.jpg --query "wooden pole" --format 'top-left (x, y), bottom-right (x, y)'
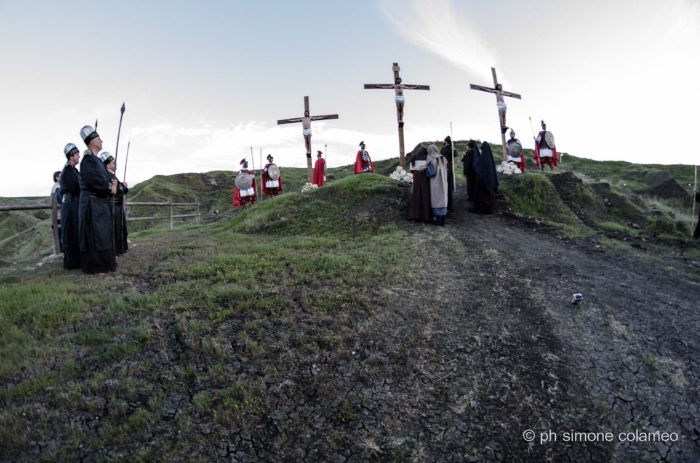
top-left (168, 196), bottom-right (173, 231)
top-left (398, 125), bottom-right (406, 169)
top-left (51, 193), bottom-right (60, 255)
top-left (692, 165), bottom-right (698, 239)
top-left (259, 148), bottom-right (263, 200)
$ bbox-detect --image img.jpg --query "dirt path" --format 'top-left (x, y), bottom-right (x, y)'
top-left (422, 183), bottom-right (700, 462)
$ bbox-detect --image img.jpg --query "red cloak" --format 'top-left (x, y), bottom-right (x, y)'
top-left (534, 131), bottom-right (558, 168)
top-left (313, 158), bottom-right (326, 186)
top-left (518, 155), bottom-right (526, 173)
top-left (261, 164), bottom-right (283, 197)
top-left (232, 170), bottom-right (257, 208)
top-left (354, 150), bottom-right (374, 174)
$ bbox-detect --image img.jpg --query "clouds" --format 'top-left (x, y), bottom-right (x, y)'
top-left (379, 0), bottom-right (497, 82)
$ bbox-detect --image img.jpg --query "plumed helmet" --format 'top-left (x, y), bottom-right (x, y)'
top-left (240, 158), bottom-right (246, 166)
top-left (267, 154), bottom-right (273, 162)
top-left (80, 126), bottom-right (99, 146)
top-left (64, 143), bottom-right (79, 159)
top-left (359, 141), bottom-right (365, 147)
top-left (100, 151), bottom-right (114, 165)
top-left (541, 120), bottom-right (546, 130)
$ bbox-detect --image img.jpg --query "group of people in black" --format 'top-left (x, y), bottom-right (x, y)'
top-left (56, 125), bottom-right (129, 274)
top-left (409, 136), bottom-right (500, 225)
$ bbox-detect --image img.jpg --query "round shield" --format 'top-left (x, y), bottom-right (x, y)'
top-left (507, 141), bottom-right (523, 157)
top-left (267, 164), bottom-right (281, 181)
top-left (544, 131), bottom-right (556, 149)
top-left (235, 173), bottom-right (254, 190)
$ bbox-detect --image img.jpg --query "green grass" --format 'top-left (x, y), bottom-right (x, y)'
top-left (0, 174), bottom-right (413, 461)
top-left (499, 173), bottom-right (582, 227)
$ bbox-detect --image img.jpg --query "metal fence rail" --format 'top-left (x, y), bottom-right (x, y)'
top-left (0, 196), bottom-right (201, 255)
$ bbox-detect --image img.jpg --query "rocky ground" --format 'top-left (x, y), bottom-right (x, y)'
top-left (2, 180), bottom-right (699, 462)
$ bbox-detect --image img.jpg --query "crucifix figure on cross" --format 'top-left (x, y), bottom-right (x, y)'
top-left (365, 63), bottom-right (430, 169)
top-left (470, 67), bottom-right (522, 163)
top-left (277, 96), bottom-right (339, 183)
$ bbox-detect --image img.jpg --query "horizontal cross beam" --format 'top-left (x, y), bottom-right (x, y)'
top-left (364, 84), bottom-right (430, 91)
top-left (469, 84), bottom-right (521, 99)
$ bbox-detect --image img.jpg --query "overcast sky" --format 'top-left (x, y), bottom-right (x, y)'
top-left (1, 0), bottom-right (698, 196)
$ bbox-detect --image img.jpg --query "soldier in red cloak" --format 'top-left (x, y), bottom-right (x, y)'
top-left (233, 158), bottom-right (257, 208)
top-left (506, 129), bottom-right (526, 173)
top-left (313, 150), bottom-right (326, 186)
top-left (261, 154), bottom-right (283, 197)
top-left (354, 141), bottom-right (374, 174)
top-left (534, 120), bottom-right (558, 171)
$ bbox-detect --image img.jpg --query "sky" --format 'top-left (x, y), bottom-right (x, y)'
top-left (1, 0), bottom-right (699, 196)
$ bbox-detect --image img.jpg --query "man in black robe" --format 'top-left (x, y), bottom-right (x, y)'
top-left (440, 136), bottom-right (457, 213)
top-left (407, 143), bottom-right (431, 222)
top-left (78, 125), bottom-right (117, 274)
top-left (470, 142), bottom-right (499, 214)
top-left (462, 140), bottom-right (478, 203)
top-left (101, 152), bottom-right (129, 255)
top-left (60, 143), bottom-right (82, 269)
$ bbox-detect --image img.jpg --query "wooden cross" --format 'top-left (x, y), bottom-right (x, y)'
top-left (365, 63), bottom-right (430, 169)
top-left (470, 67), bottom-right (522, 163)
top-left (278, 96), bottom-right (338, 183)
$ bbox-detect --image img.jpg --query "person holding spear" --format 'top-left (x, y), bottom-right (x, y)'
top-left (78, 124), bottom-right (117, 273)
top-left (101, 151), bottom-right (129, 255)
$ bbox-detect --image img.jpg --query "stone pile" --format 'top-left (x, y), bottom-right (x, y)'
top-left (496, 161), bottom-right (522, 175)
top-left (301, 182), bottom-right (319, 193)
top-left (389, 166), bottom-right (413, 183)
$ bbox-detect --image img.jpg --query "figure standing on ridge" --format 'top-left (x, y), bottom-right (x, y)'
top-left (426, 143), bottom-right (448, 226)
top-left (440, 136), bottom-right (457, 213)
top-left (262, 154), bottom-right (283, 197)
top-left (470, 142), bottom-right (499, 215)
top-left (78, 125), bottom-right (117, 274)
top-left (60, 143), bottom-right (81, 269)
top-left (506, 129), bottom-right (526, 172)
top-left (102, 152), bottom-right (129, 256)
top-left (313, 151), bottom-right (326, 187)
top-left (233, 159), bottom-right (257, 208)
top-left (51, 171), bottom-right (63, 252)
top-left (354, 141), bottom-right (374, 174)
top-left (534, 120), bottom-right (558, 171)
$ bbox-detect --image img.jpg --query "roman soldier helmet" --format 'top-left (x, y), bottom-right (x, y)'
top-left (509, 129), bottom-right (515, 137)
top-left (80, 125), bottom-right (99, 146)
top-left (359, 141), bottom-right (365, 147)
top-left (267, 154), bottom-right (273, 163)
top-left (100, 152), bottom-right (114, 165)
top-left (317, 150), bottom-right (323, 158)
top-left (240, 158), bottom-right (248, 168)
top-left (64, 143), bottom-right (79, 159)
top-left (541, 120), bottom-right (547, 130)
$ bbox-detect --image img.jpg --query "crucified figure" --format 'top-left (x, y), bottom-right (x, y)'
top-left (301, 111), bottom-right (312, 154)
top-left (373, 77), bottom-right (425, 126)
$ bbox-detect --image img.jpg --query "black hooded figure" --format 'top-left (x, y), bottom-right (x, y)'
top-left (102, 153), bottom-right (129, 256)
top-left (470, 142), bottom-right (499, 214)
top-left (407, 143), bottom-right (431, 222)
top-left (78, 126), bottom-right (117, 274)
top-left (462, 140), bottom-right (479, 202)
top-left (60, 143), bottom-right (82, 269)
top-left (440, 136), bottom-right (456, 212)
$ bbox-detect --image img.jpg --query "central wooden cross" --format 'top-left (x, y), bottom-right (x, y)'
top-left (470, 67), bottom-right (522, 163)
top-left (365, 63), bottom-right (430, 169)
top-left (278, 96), bottom-right (338, 183)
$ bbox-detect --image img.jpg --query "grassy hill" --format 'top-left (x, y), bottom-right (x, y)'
top-left (0, 146), bottom-right (697, 265)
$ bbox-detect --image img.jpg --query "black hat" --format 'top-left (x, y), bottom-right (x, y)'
top-left (80, 125), bottom-right (99, 146)
top-left (100, 152), bottom-right (114, 165)
top-left (64, 143), bottom-right (79, 159)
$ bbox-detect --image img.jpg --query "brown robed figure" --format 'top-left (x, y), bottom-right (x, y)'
top-left (365, 63), bottom-right (430, 169)
top-left (277, 96), bottom-right (338, 183)
top-left (470, 67), bottom-right (522, 163)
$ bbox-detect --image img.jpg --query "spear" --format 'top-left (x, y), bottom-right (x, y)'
top-left (95, 118), bottom-right (98, 132)
top-left (259, 148), bottom-right (263, 201)
top-left (112, 102), bottom-right (125, 254)
top-left (123, 134), bottom-right (131, 183)
top-left (250, 146), bottom-right (257, 202)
